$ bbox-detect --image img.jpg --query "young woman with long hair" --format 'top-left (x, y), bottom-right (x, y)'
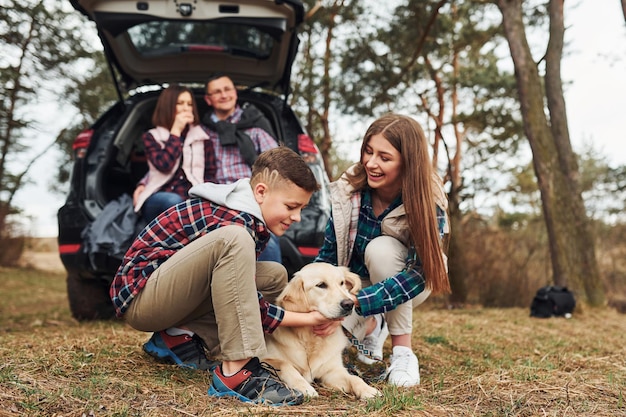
top-left (315, 113), bottom-right (450, 386)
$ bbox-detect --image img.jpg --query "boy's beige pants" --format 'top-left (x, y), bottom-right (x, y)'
top-left (125, 225), bottom-right (287, 361)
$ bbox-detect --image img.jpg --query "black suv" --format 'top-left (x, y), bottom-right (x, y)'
top-left (59, 0), bottom-right (330, 320)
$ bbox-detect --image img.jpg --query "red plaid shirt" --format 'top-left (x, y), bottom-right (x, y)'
top-left (143, 129), bottom-right (217, 196)
top-left (110, 198), bottom-right (284, 332)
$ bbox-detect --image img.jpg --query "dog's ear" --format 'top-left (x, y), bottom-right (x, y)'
top-left (277, 275), bottom-right (310, 313)
top-left (341, 267), bottom-right (362, 294)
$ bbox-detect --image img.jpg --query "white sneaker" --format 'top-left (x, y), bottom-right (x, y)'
top-left (357, 315), bottom-right (389, 365)
top-left (387, 346), bottom-right (420, 386)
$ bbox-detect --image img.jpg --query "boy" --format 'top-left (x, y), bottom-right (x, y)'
top-left (111, 147), bottom-right (330, 405)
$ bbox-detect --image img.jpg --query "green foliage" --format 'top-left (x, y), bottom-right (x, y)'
top-left (423, 335), bottom-right (449, 345)
top-left (365, 385), bottom-right (424, 413)
top-left (293, 0), bottom-right (526, 195)
top-left (290, 0), bottom-right (369, 164)
top-left (498, 145), bottom-right (626, 225)
top-left (0, 0), bottom-right (98, 238)
top-left (577, 145), bottom-right (626, 223)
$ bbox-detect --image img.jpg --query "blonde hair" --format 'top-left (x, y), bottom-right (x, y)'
top-left (346, 114), bottom-right (450, 295)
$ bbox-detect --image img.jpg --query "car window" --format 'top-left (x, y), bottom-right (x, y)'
top-left (127, 21), bottom-right (274, 59)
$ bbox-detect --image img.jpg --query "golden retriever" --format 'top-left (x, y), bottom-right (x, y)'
top-left (261, 262), bottom-right (381, 399)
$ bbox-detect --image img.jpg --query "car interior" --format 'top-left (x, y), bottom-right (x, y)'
top-left (97, 88), bottom-right (297, 207)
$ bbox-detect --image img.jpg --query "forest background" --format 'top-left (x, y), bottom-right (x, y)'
top-left (1, 0), bottom-right (626, 310)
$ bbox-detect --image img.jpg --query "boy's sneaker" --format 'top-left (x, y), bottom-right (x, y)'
top-left (208, 357), bottom-right (304, 406)
top-left (357, 315), bottom-right (389, 365)
top-left (387, 345), bottom-right (420, 386)
top-left (143, 331), bottom-right (216, 370)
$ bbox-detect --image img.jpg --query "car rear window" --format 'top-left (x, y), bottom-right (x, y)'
top-left (127, 21), bottom-right (274, 59)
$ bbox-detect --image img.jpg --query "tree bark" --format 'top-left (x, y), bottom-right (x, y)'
top-left (420, 50), bottom-right (468, 305)
top-left (318, 1), bottom-right (340, 179)
top-left (496, 0), bottom-right (604, 305)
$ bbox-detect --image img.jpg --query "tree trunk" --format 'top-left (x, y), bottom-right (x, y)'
top-left (318, 1), bottom-right (338, 179)
top-left (446, 185), bottom-right (468, 306)
top-left (496, 0), bottom-right (604, 306)
top-left (447, 15), bottom-right (468, 304)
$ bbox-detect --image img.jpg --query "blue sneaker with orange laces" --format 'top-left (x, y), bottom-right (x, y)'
top-left (143, 331), bottom-right (217, 370)
top-left (208, 357), bottom-right (304, 406)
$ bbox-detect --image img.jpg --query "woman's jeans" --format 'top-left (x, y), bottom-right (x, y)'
top-left (142, 192), bottom-right (184, 223)
top-left (257, 233), bottom-right (282, 263)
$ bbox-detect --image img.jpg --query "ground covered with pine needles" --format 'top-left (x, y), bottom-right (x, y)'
top-left (1, 266), bottom-right (624, 417)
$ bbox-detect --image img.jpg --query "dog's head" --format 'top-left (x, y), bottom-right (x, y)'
top-left (277, 263), bottom-right (362, 319)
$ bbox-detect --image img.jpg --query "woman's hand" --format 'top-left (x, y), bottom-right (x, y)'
top-left (350, 293), bottom-right (359, 308)
top-left (170, 111), bottom-right (194, 136)
top-left (133, 184), bottom-right (145, 206)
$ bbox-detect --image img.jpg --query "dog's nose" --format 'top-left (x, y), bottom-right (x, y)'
top-left (340, 299), bottom-right (354, 312)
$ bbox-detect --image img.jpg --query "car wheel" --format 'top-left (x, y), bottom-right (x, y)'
top-left (67, 273), bottom-right (116, 321)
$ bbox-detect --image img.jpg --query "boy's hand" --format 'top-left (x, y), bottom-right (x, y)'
top-left (280, 310), bottom-right (344, 333)
top-left (312, 319), bottom-right (343, 337)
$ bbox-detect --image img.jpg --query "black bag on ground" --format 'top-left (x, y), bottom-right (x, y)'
top-left (530, 285), bottom-right (576, 318)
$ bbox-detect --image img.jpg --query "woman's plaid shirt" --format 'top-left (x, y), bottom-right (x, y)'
top-left (316, 189), bottom-right (448, 316)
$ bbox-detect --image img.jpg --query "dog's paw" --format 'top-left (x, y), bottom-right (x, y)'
top-left (303, 386), bottom-right (319, 397)
top-left (358, 385), bottom-right (381, 399)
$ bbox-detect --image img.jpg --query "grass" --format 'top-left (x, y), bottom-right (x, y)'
top-left (1, 266), bottom-right (625, 416)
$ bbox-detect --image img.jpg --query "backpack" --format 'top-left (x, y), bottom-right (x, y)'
top-left (81, 194), bottom-right (145, 269)
top-left (530, 285), bottom-right (576, 318)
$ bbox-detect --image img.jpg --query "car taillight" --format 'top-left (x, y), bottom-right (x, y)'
top-left (297, 134), bottom-right (318, 154)
top-left (59, 243), bottom-right (81, 255)
top-left (298, 134), bottom-right (322, 164)
top-left (72, 129), bottom-right (93, 159)
top-left (298, 246), bottom-right (320, 257)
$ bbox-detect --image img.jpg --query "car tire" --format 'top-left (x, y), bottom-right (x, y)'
top-left (67, 273), bottom-right (116, 321)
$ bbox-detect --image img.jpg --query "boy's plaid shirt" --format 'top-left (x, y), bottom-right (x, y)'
top-left (110, 198), bottom-right (283, 331)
